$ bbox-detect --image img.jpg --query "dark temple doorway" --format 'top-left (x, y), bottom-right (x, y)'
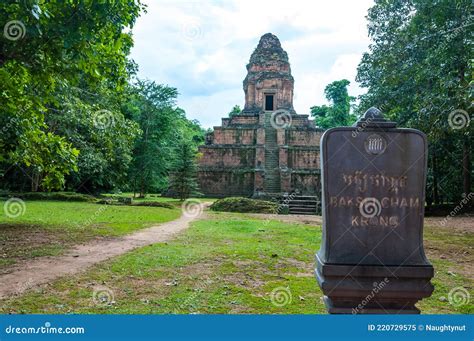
top-left (265, 94), bottom-right (274, 111)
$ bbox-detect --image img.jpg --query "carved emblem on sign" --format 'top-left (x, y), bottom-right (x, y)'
top-left (364, 134), bottom-right (387, 155)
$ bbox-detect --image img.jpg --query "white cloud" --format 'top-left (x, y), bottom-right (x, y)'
top-left (131, 0), bottom-right (374, 128)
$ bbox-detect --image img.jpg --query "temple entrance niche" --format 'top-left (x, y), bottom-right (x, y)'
top-left (265, 94), bottom-right (274, 111)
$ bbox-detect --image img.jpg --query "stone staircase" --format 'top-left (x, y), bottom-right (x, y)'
top-left (286, 195), bottom-right (320, 215)
top-left (264, 113), bottom-right (281, 194)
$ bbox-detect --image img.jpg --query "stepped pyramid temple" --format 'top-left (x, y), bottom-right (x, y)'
top-left (197, 33), bottom-right (323, 210)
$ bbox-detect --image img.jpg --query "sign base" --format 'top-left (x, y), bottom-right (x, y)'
top-left (315, 254), bottom-right (434, 314)
top-left (322, 296), bottom-right (420, 314)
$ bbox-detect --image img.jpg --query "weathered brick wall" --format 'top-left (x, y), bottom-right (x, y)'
top-left (288, 148), bottom-right (320, 169)
top-left (255, 146), bottom-right (265, 169)
top-left (256, 128), bottom-right (265, 144)
top-left (254, 171), bottom-right (264, 191)
top-left (291, 173), bottom-right (320, 195)
top-left (279, 147), bottom-right (288, 168)
top-left (290, 115), bottom-right (312, 127)
top-left (230, 115), bottom-right (259, 125)
top-left (198, 171), bottom-right (254, 197)
top-left (251, 78), bottom-right (293, 110)
top-left (287, 130), bottom-right (322, 146)
top-left (280, 170), bottom-right (291, 192)
top-left (213, 128), bottom-right (256, 145)
top-left (198, 146), bottom-right (255, 167)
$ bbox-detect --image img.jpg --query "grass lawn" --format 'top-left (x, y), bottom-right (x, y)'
top-left (0, 200), bottom-right (180, 271)
top-left (1, 212), bottom-right (472, 314)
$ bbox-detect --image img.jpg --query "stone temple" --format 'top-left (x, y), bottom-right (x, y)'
top-left (197, 33), bottom-right (323, 212)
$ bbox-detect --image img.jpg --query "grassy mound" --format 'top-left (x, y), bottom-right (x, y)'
top-left (210, 197), bottom-right (277, 214)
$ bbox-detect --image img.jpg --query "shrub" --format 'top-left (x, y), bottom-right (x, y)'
top-left (8, 192), bottom-right (97, 202)
top-left (132, 201), bottom-right (175, 209)
top-left (118, 197), bottom-right (133, 204)
top-left (210, 197), bottom-right (277, 213)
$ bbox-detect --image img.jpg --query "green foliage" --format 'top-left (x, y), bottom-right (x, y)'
top-left (0, 1), bottom-right (205, 195)
top-left (126, 80), bottom-right (204, 197)
top-left (356, 0), bottom-right (472, 203)
top-left (167, 141), bottom-right (201, 200)
top-left (310, 79), bottom-right (356, 129)
top-left (45, 85), bottom-right (141, 193)
top-left (228, 105), bottom-right (241, 118)
top-left (11, 129), bottom-right (79, 191)
top-left (0, 0), bottom-right (144, 192)
top-left (210, 197), bottom-right (278, 213)
top-left (132, 201), bottom-right (175, 209)
top-left (127, 80), bottom-right (179, 197)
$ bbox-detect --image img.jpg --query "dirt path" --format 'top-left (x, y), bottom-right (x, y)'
top-left (0, 210), bottom-right (205, 299)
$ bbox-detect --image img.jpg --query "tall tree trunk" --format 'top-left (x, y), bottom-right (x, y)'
top-left (463, 136), bottom-right (471, 198)
top-left (459, 63), bottom-right (471, 201)
top-left (432, 154), bottom-right (439, 205)
top-left (31, 170), bottom-right (40, 192)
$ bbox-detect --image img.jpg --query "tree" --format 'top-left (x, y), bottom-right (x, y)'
top-left (126, 80), bottom-right (205, 197)
top-left (356, 0), bottom-right (472, 204)
top-left (126, 81), bottom-right (180, 197)
top-left (42, 83), bottom-right (141, 194)
top-left (0, 2), bottom-right (207, 195)
top-left (310, 79), bottom-right (356, 129)
top-left (168, 141), bottom-right (201, 201)
top-left (228, 105), bottom-right (241, 118)
top-left (0, 0), bottom-right (144, 191)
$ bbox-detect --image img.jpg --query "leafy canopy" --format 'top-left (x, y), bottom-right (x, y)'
top-left (310, 79), bottom-right (356, 129)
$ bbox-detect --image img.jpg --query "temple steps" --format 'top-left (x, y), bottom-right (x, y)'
top-left (264, 112), bottom-right (280, 193)
top-left (283, 195), bottom-right (321, 215)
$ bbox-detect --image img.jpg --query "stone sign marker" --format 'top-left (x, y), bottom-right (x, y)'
top-left (316, 107), bottom-right (434, 314)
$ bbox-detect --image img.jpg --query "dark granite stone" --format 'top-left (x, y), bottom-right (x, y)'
top-left (316, 107), bottom-right (434, 314)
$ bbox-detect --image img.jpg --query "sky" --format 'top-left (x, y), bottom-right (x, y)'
top-left (130, 0), bottom-right (374, 128)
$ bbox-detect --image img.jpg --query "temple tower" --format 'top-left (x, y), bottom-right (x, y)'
top-left (242, 33), bottom-right (295, 114)
top-left (197, 33), bottom-right (323, 213)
